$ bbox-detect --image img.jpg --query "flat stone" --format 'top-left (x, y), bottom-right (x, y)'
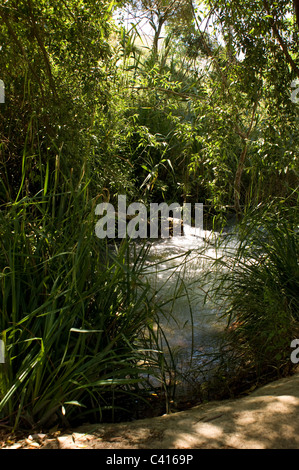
top-left (57, 435), bottom-right (76, 449)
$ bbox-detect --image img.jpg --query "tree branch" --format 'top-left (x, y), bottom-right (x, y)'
top-left (294, 0), bottom-right (299, 29)
top-left (0, 6), bottom-right (46, 103)
top-left (263, 0), bottom-right (299, 77)
top-left (27, 0), bottom-right (58, 99)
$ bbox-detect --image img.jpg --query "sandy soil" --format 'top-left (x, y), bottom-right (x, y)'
top-left (2, 371), bottom-right (299, 449)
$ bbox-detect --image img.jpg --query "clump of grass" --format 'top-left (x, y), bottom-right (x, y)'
top-left (210, 199), bottom-right (299, 385)
top-left (0, 168), bottom-right (164, 431)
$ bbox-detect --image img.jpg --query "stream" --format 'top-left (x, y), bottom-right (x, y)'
top-left (142, 225), bottom-right (239, 395)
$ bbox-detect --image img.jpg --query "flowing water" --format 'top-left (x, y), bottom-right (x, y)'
top-left (143, 226), bottom-right (239, 391)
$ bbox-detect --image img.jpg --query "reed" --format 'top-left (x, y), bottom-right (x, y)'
top-left (211, 198), bottom-right (299, 382)
top-left (0, 165), bottom-right (164, 430)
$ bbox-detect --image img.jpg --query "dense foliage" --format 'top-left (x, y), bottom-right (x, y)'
top-left (209, 201), bottom-right (299, 392)
top-left (0, 0), bottom-right (298, 430)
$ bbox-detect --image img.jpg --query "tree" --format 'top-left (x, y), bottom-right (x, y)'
top-left (192, 0), bottom-right (299, 215)
top-left (294, 0), bottom-right (299, 28)
top-left (0, 0), bottom-right (115, 197)
top-left (124, 0), bottom-right (193, 56)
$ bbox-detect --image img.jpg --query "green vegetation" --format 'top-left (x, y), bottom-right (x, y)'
top-left (0, 0), bottom-right (298, 431)
top-left (208, 200), bottom-right (299, 395)
top-left (0, 173), bottom-right (159, 429)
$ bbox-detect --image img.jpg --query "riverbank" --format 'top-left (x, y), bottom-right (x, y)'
top-left (3, 368), bottom-right (299, 449)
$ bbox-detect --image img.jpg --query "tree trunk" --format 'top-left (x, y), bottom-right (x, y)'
top-left (294, 0), bottom-right (299, 29)
top-left (153, 18), bottom-right (165, 56)
top-left (234, 143), bottom-right (248, 220)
